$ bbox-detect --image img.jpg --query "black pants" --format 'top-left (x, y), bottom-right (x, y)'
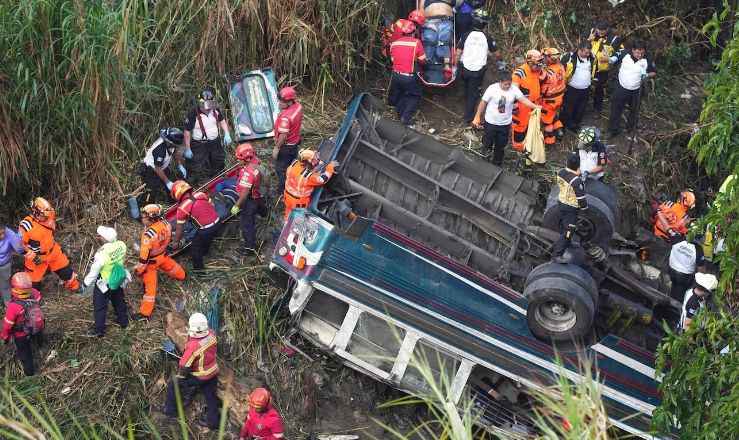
top-left (190, 139), bottom-right (224, 185)
top-left (139, 165), bottom-right (172, 204)
top-left (275, 143), bottom-right (299, 197)
top-left (190, 223), bottom-right (222, 270)
top-left (482, 122), bottom-right (510, 166)
top-left (14, 334), bottom-right (40, 376)
top-left (461, 66), bottom-right (486, 123)
top-left (669, 269), bottom-right (694, 302)
top-left (164, 375), bottom-right (220, 428)
top-left (93, 284), bottom-right (129, 334)
top-left (240, 198), bottom-right (266, 250)
top-left (552, 204), bottom-right (579, 257)
top-left (592, 70), bottom-right (609, 111)
top-left (561, 86), bottom-right (590, 130)
top-left (388, 73), bottom-right (422, 125)
top-left (609, 84), bottom-right (640, 134)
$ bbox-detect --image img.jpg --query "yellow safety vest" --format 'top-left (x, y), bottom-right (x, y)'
top-left (99, 241), bottom-right (127, 281)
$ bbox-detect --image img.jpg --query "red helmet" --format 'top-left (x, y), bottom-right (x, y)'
top-left (170, 180), bottom-right (192, 201)
top-left (408, 9), bottom-right (425, 26)
top-left (396, 19), bottom-right (416, 35)
top-left (235, 143), bottom-right (256, 162)
top-left (249, 388), bottom-right (271, 412)
top-left (279, 86), bottom-right (297, 102)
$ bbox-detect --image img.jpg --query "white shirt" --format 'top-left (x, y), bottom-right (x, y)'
top-left (460, 31), bottom-right (488, 72)
top-left (618, 54), bottom-right (649, 90)
top-left (142, 138), bottom-right (174, 169)
top-left (569, 57), bottom-right (592, 89)
top-left (481, 83), bottom-right (524, 125)
top-left (669, 240), bottom-right (697, 275)
top-left (578, 150), bottom-right (601, 179)
top-left (190, 110), bottom-right (220, 141)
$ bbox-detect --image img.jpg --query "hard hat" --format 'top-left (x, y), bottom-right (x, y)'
top-left (10, 272), bottom-right (32, 299)
top-left (695, 272), bottom-right (718, 292)
top-left (141, 203), bottom-right (163, 218)
top-left (680, 190), bottom-right (696, 209)
top-left (408, 9), bottom-right (425, 26)
top-left (198, 87), bottom-right (216, 111)
top-left (543, 47), bottom-right (562, 56)
top-left (577, 126), bottom-right (596, 147)
top-left (278, 86), bottom-right (297, 102)
top-left (160, 127), bottom-right (184, 147)
top-left (187, 313), bottom-right (209, 338)
top-left (31, 197), bottom-right (54, 219)
top-left (170, 180), bottom-right (192, 201)
top-left (472, 9), bottom-right (490, 24)
top-left (396, 19), bottom-right (416, 35)
top-left (235, 143), bottom-right (256, 162)
top-left (96, 226), bottom-right (117, 243)
top-left (249, 387), bottom-right (271, 411)
top-left (298, 149), bottom-right (319, 166)
top-left (525, 49), bottom-right (544, 63)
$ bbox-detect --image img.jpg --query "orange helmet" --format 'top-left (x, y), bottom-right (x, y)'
top-left (249, 388), bottom-right (271, 412)
top-left (525, 49), bottom-right (544, 63)
top-left (10, 272), bottom-right (32, 298)
top-left (170, 180), bottom-right (192, 201)
top-left (235, 143), bottom-right (256, 162)
top-left (141, 204), bottom-right (163, 218)
top-left (279, 86), bottom-right (297, 102)
top-left (396, 19), bottom-right (416, 35)
top-left (298, 148), bottom-right (320, 167)
top-left (542, 47), bottom-right (561, 57)
top-left (408, 9), bottom-right (425, 26)
top-left (31, 197), bottom-right (54, 219)
top-left (680, 190), bottom-right (696, 209)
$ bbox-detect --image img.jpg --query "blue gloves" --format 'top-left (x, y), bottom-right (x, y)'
top-left (183, 147), bottom-right (193, 159)
top-left (178, 164), bottom-right (187, 179)
top-left (223, 132), bottom-right (232, 146)
top-left (166, 181), bottom-right (174, 191)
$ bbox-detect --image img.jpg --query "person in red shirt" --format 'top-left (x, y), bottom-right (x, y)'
top-left (170, 180), bottom-right (222, 270)
top-left (388, 19), bottom-right (427, 127)
top-left (230, 143), bottom-right (267, 256)
top-left (382, 9), bottom-right (425, 56)
top-left (239, 387), bottom-right (285, 440)
top-left (162, 313), bottom-right (220, 429)
top-left (1, 272), bottom-right (44, 376)
top-left (271, 86), bottom-right (304, 197)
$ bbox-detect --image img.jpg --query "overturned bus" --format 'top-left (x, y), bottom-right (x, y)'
top-left (269, 94), bottom-right (678, 439)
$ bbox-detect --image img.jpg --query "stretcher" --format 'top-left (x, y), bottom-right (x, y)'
top-left (417, 0), bottom-right (458, 87)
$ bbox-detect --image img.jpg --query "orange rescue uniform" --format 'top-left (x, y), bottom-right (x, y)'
top-left (653, 201), bottom-right (690, 240)
top-left (511, 64), bottom-right (543, 151)
top-left (283, 161), bottom-right (336, 221)
top-left (18, 216), bottom-right (79, 290)
top-left (136, 220), bottom-right (185, 317)
top-left (541, 62), bottom-right (566, 145)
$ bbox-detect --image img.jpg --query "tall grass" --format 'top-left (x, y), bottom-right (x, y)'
top-left (0, 0), bottom-right (383, 218)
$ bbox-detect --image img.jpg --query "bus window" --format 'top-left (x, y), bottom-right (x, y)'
top-left (401, 340), bottom-right (460, 396)
top-left (346, 313), bottom-right (406, 372)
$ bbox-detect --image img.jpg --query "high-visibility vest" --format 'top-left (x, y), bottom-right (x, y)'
top-left (542, 63), bottom-right (566, 98)
top-left (139, 220), bottom-right (171, 262)
top-left (99, 241), bottom-right (127, 282)
top-left (512, 64), bottom-right (541, 102)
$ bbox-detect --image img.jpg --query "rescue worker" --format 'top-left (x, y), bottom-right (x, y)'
top-left (134, 204), bottom-right (185, 320)
top-left (238, 388), bottom-right (286, 440)
top-left (82, 226), bottom-right (129, 337)
top-left (540, 48), bottom-right (566, 145)
top-left (384, 9), bottom-right (425, 55)
top-left (588, 21), bottom-right (624, 112)
top-left (283, 150), bottom-right (339, 221)
top-left (456, 9), bottom-right (497, 124)
top-left (511, 50), bottom-right (545, 151)
top-left (1, 272), bottom-right (43, 376)
top-left (183, 87), bottom-right (233, 184)
top-left (272, 86), bottom-right (304, 198)
top-left (552, 152), bottom-right (588, 263)
top-left (608, 40), bottom-right (656, 138)
top-left (680, 272), bottom-right (717, 331)
top-left (576, 127), bottom-right (608, 181)
top-left (388, 19), bottom-right (427, 127)
top-left (19, 197), bottom-right (80, 292)
top-left (668, 235), bottom-right (706, 302)
top-left (560, 42), bottom-right (594, 131)
top-left (231, 143), bottom-right (266, 256)
top-left (653, 190), bottom-right (695, 241)
top-left (138, 127), bottom-right (186, 204)
top-left (0, 225), bottom-right (24, 304)
top-left (171, 181), bottom-right (222, 271)
top-left (162, 313), bottom-right (220, 429)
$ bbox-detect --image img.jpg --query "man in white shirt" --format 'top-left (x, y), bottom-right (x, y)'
top-left (680, 272), bottom-right (717, 331)
top-left (183, 86), bottom-right (233, 185)
top-left (608, 41), bottom-right (656, 137)
top-left (471, 73), bottom-right (540, 165)
top-left (669, 235), bottom-right (706, 301)
top-left (456, 9), bottom-right (498, 124)
top-left (560, 41), bottom-right (595, 132)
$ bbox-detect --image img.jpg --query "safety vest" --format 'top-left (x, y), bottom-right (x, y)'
top-left (669, 240), bottom-right (697, 275)
top-left (19, 216), bottom-right (57, 255)
top-left (460, 31), bottom-right (488, 72)
top-left (591, 34), bottom-right (622, 74)
top-left (556, 168), bottom-right (587, 209)
top-left (99, 241), bottom-right (127, 282)
top-left (654, 201), bottom-right (689, 238)
top-left (284, 161), bottom-right (336, 200)
top-left (139, 220), bottom-right (171, 263)
top-left (237, 162), bottom-right (262, 199)
top-left (512, 64), bottom-right (541, 103)
top-left (542, 63), bottom-right (566, 98)
top-left (181, 330), bottom-right (219, 380)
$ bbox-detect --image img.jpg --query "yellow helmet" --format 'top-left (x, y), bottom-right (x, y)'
top-left (542, 47), bottom-right (561, 57)
top-left (525, 49), bottom-right (544, 63)
top-left (31, 197), bottom-right (54, 219)
top-left (141, 204), bottom-right (163, 218)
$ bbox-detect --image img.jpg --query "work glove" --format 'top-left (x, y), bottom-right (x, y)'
top-left (230, 205), bottom-right (241, 216)
top-left (183, 147), bottom-right (193, 160)
top-left (177, 164), bottom-right (187, 179)
top-left (223, 132), bottom-right (233, 146)
top-left (165, 181), bottom-right (173, 191)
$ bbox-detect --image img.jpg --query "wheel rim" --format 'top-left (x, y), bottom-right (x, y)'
top-left (534, 300), bottom-right (577, 333)
top-left (576, 216), bottom-right (596, 241)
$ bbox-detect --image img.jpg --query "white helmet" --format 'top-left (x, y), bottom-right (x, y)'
top-left (187, 313), bottom-right (209, 338)
top-left (695, 273), bottom-right (718, 292)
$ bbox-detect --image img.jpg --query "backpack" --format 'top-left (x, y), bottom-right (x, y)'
top-left (107, 262), bottom-right (127, 290)
top-left (14, 299), bottom-right (45, 336)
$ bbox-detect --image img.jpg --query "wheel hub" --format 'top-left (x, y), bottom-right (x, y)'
top-left (534, 300), bottom-right (577, 333)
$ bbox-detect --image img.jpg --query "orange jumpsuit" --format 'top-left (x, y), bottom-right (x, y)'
top-left (511, 64), bottom-right (543, 151)
top-left (18, 216), bottom-right (79, 290)
top-left (541, 62), bottom-right (566, 145)
top-left (283, 161), bottom-right (336, 221)
top-left (653, 201), bottom-right (690, 240)
top-left (136, 219), bottom-right (185, 317)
